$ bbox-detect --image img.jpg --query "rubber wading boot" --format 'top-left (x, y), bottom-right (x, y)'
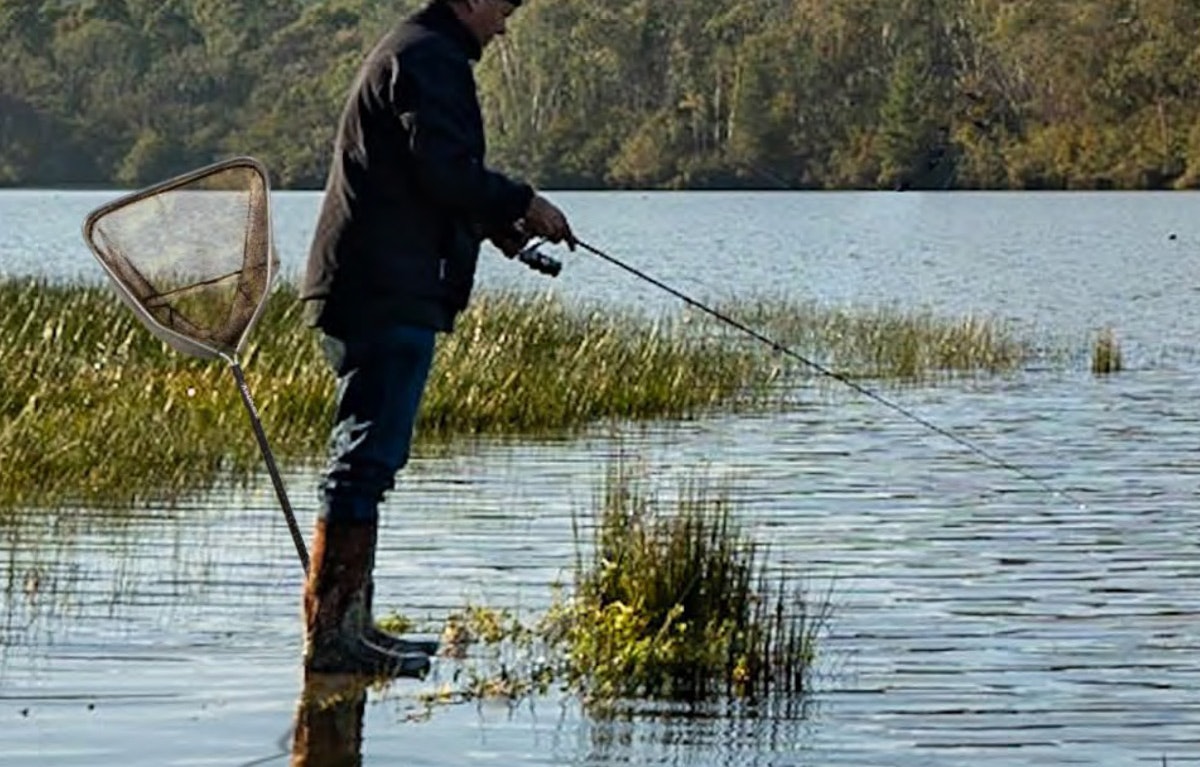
top-left (303, 519), bottom-right (431, 678)
top-left (362, 555), bottom-right (440, 657)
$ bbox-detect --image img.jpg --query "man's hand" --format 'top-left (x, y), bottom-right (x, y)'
top-left (488, 224), bottom-right (531, 258)
top-left (524, 193), bottom-right (576, 249)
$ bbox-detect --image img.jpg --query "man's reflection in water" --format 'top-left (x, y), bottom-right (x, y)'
top-left (290, 673), bottom-right (370, 767)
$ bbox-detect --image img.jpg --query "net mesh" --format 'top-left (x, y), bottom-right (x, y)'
top-left (83, 159), bottom-right (275, 360)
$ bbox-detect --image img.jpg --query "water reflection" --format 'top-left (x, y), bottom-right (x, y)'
top-left (289, 673), bottom-right (369, 767)
top-left (577, 697), bottom-right (818, 767)
top-left (278, 674), bottom-right (821, 767)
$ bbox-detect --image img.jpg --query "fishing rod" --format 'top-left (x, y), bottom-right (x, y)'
top-left (518, 237), bottom-right (1086, 509)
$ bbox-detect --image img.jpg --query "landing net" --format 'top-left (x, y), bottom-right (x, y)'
top-left (82, 157), bottom-right (275, 360)
top-left (80, 157), bottom-right (309, 571)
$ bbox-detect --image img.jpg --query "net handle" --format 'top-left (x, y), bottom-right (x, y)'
top-left (226, 355), bottom-right (310, 573)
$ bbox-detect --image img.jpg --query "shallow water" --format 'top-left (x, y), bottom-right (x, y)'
top-left (4, 191), bottom-right (1200, 765)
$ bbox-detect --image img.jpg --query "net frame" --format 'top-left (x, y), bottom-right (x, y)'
top-left (81, 156), bottom-right (277, 362)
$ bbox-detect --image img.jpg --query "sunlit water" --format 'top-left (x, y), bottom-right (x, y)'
top-left (3, 191), bottom-right (1200, 766)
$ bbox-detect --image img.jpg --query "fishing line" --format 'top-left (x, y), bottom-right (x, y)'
top-left (557, 238), bottom-right (1086, 509)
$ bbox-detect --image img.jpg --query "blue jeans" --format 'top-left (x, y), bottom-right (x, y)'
top-left (318, 324), bottom-right (437, 524)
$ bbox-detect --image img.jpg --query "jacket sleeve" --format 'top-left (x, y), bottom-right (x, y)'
top-left (393, 46), bottom-right (533, 229)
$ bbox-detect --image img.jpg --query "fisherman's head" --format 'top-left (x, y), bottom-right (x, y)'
top-left (446, 0), bottom-right (521, 49)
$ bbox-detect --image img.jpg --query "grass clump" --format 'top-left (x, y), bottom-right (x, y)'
top-left (0, 280), bottom-right (320, 513)
top-left (1091, 328), bottom-right (1123, 374)
top-left (419, 291), bottom-right (779, 433)
top-left (547, 462), bottom-right (828, 705)
top-left (0, 278), bottom-right (1032, 513)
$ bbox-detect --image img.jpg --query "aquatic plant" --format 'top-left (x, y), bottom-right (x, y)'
top-left (0, 279), bottom-right (775, 512)
top-left (0, 278), bottom-right (1030, 513)
top-left (548, 462), bottom-right (829, 704)
top-left (394, 464), bottom-right (830, 715)
top-left (1091, 327), bottom-right (1123, 374)
top-left (418, 290), bottom-right (779, 433)
top-left (731, 298), bottom-right (1028, 380)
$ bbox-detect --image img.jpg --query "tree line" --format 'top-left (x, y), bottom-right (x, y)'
top-left (3, 0), bottom-right (1200, 190)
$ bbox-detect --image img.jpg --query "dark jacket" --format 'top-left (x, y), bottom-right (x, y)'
top-left (301, 0), bottom-right (533, 335)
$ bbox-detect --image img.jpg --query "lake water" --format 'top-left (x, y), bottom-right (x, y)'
top-left (3, 190), bottom-right (1200, 766)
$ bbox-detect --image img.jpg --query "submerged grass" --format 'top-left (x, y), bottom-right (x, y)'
top-left (1, 278), bottom-right (1029, 512)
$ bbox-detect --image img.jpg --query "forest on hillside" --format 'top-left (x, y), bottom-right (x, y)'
top-left (3, 0), bottom-right (1200, 190)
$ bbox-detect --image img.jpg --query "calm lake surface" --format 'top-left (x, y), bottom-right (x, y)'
top-left (3, 190), bottom-right (1200, 766)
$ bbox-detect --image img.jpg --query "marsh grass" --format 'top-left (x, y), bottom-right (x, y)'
top-left (0, 280), bottom-right (319, 512)
top-left (1092, 328), bottom-right (1123, 374)
top-left (420, 291), bottom-right (780, 432)
top-left (548, 462), bottom-right (829, 704)
top-left (0, 280), bottom-right (778, 511)
top-left (730, 299), bottom-right (1028, 380)
top-left (1, 278), bottom-right (1029, 512)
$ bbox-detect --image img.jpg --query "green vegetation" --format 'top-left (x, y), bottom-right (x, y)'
top-left (3, 1), bottom-right (1200, 190)
top-left (1092, 328), bottom-right (1123, 375)
top-left (0, 278), bottom-right (1026, 512)
top-left (734, 300), bottom-right (1028, 381)
top-left (423, 292), bottom-right (778, 432)
top-left (0, 279), bottom-right (775, 511)
top-left (549, 463), bottom-right (828, 704)
top-left (395, 465), bottom-right (829, 713)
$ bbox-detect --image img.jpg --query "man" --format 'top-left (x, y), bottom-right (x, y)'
top-left (300, 0), bottom-right (574, 677)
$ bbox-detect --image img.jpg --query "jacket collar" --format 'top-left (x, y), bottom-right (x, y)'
top-left (413, 1), bottom-right (482, 62)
